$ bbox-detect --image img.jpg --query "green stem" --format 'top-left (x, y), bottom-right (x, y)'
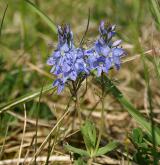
top-left (75, 91), bottom-right (82, 125)
top-left (95, 72), bottom-right (105, 152)
top-left (72, 81), bottom-right (82, 125)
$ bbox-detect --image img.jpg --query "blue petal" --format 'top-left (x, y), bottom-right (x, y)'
top-left (112, 40), bottom-right (122, 47)
top-left (107, 31), bottom-right (115, 40)
top-left (95, 41), bottom-right (103, 54)
top-left (103, 66), bottom-right (109, 73)
top-left (54, 50), bottom-right (61, 58)
top-left (57, 83), bottom-right (65, 94)
top-left (85, 49), bottom-right (94, 56)
top-left (53, 79), bottom-right (59, 87)
top-left (101, 46), bottom-right (110, 56)
top-left (77, 48), bottom-right (84, 58)
top-left (54, 66), bottom-right (62, 75)
top-left (69, 71), bottom-right (77, 81)
top-left (99, 21), bottom-right (107, 35)
top-left (113, 57), bottom-right (121, 70)
top-left (105, 58), bottom-right (112, 70)
top-left (61, 43), bottom-right (70, 52)
top-left (47, 57), bottom-right (55, 66)
top-left (53, 78), bottom-right (65, 94)
top-left (87, 56), bottom-right (97, 69)
top-left (97, 56), bottom-right (106, 63)
top-left (113, 48), bottom-right (124, 57)
top-left (62, 63), bottom-right (70, 72)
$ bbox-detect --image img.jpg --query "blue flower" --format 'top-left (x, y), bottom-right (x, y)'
top-left (110, 47), bottom-right (125, 70)
top-left (85, 21), bottom-right (125, 75)
top-left (61, 48), bottom-right (89, 81)
top-left (93, 56), bottom-right (112, 76)
top-left (94, 40), bottom-right (125, 70)
top-left (47, 25), bottom-right (75, 75)
top-left (99, 21), bottom-right (116, 43)
top-left (47, 25), bottom-right (89, 94)
top-left (47, 22), bottom-right (126, 94)
top-left (53, 78), bottom-right (65, 94)
top-left (57, 25), bottom-right (74, 50)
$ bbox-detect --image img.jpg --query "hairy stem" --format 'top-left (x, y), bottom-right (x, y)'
top-left (95, 72), bottom-right (105, 152)
top-left (76, 92), bottom-right (82, 125)
top-left (72, 81), bottom-right (82, 125)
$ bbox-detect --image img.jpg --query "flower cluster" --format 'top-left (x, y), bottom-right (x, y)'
top-left (47, 21), bottom-right (125, 94)
top-left (85, 21), bottom-right (125, 76)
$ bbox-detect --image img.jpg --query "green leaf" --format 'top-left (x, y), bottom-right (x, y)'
top-left (132, 128), bottom-right (143, 144)
top-left (149, 0), bottom-right (160, 30)
top-left (64, 144), bottom-right (89, 157)
top-left (81, 120), bottom-right (97, 151)
top-left (95, 141), bottom-right (119, 157)
top-left (74, 158), bottom-right (87, 165)
top-left (95, 76), bottom-right (160, 146)
top-left (0, 84), bottom-right (54, 114)
top-left (119, 97), bottom-right (160, 145)
top-left (24, 0), bottom-right (57, 33)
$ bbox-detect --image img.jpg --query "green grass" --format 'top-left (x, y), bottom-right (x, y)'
top-left (0, 0), bottom-right (160, 164)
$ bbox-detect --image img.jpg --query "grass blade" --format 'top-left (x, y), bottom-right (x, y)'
top-left (64, 144), bottom-right (89, 157)
top-left (0, 4), bottom-right (8, 39)
top-left (24, 0), bottom-right (57, 33)
top-left (35, 82), bottom-right (45, 164)
top-left (0, 84), bottom-right (54, 114)
top-left (149, 0), bottom-right (160, 29)
top-left (119, 97), bottom-right (160, 144)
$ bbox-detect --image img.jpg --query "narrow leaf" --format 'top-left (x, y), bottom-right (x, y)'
top-left (119, 97), bottom-right (160, 145)
top-left (25, 0), bottom-right (57, 33)
top-left (149, 0), bottom-right (160, 29)
top-left (0, 84), bottom-right (54, 114)
top-left (95, 141), bottom-right (119, 157)
top-left (74, 158), bottom-right (87, 165)
top-left (81, 120), bottom-right (97, 151)
top-left (64, 144), bottom-right (89, 157)
top-left (132, 128), bottom-right (143, 144)
top-left (0, 4), bottom-right (8, 39)
top-left (95, 76), bottom-right (160, 145)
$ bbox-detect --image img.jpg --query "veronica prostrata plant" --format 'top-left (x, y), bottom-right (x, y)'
top-left (46, 21), bottom-right (126, 162)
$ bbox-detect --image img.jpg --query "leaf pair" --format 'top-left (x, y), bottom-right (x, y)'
top-left (65, 121), bottom-right (118, 159)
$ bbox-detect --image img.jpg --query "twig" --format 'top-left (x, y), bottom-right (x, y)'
top-left (95, 72), bottom-right (105, 152)
top-left (0, 124), bottom-right (9, 159)
top-left (34, 81), bottom-right (45, 164)
top-left (6, 110), bottom-right (51, 127)
top-left (121, 49), bottom-right (153, 64)
top-left (79, 8), bottom-right (90, 47)
top-left (17, 104), bottom-right (27, 165)
top-left (27, 62), bottom-right (53, 79)
top-left (28, 98), bottom-right (72, 164)
top-left (23, 135), bottom-right (36, 164)
top-left (0, 155), bottom-right (71, 165)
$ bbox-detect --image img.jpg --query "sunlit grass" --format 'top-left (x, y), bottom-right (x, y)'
top-left (0, 0), bottom-right (160, 164)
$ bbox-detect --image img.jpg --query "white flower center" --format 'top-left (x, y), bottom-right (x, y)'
top-left (109, 51), bottom-right (112, 57)
top-left (61, 50), bottom-right (65, 56)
